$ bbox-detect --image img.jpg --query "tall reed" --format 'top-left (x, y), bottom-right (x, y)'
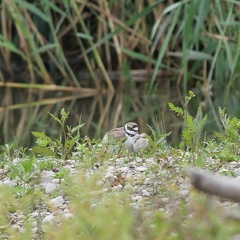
top-left (0, 0), bottom-right (239, 145)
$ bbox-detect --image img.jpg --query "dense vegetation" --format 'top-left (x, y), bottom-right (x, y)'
top-left (1, 0), bottom-right (240, 146)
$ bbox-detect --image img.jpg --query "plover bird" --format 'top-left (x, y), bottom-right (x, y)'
top-left (103, 122), bottom-right (139, 152)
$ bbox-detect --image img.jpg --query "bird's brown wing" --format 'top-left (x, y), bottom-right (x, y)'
top-left (108, 127), bottom-right (126, 141)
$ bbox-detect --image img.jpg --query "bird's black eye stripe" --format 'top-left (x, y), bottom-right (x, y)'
top-left (128, 125), bottom-right (138, 131)
top-left (127, 125), bottom-right (133, 130)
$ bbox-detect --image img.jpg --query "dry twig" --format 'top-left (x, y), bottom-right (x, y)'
top-left (188, 168), bottom-right (240, 202)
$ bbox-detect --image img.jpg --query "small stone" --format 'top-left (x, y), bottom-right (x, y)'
top-left (45, 183), bottom-right (57, 193)
top-left (126, 173), bottom-right (133, 178)
top-left (63, 209), bottom-right (70, 214)
top-left (90, 203), bottom-right (97, 208)
top-left (51, 179), bottom-right (60, 184)
top-left (161, 197), bottom-right (170, 203)
top-left (129, 203), bottom-right (140, 210)
top-left (41, 170), bottom-right (55, 181)
top-left (146, 157), bottom-right (155, 162)
top-left (43, 214), bottom-right (55, 223)
top-left (118, 167), bottom-right (129, 172)
top-left (32, 227), bottom-right (38, 233)
top-left (63, 165), bottom-right (72, 171)
top-left (107, 166), bottom-right (115, 172)
top-left (112, 185), bottom-right (123, 190)
top-left (136, 157), bottom-right (143, 163)
top-left (131, 195), bottom-right (143, 201)
top-left (136, 166), bottom-right (147, 172)
top-left (104, 172), bottom-right (116, 181)
top-left (115, 158), bottom-right (124, 165)
top-left (13, 158), bottom-right (21, 164)
top-left (50, 196), bottom-right (65, 206)
top-left (142, 189), bottom-right (150, 197)
top-left (30, 211), bottom-right (39, 218)
top-left (96, 180), bottom-right (103, 186)
top-left (65, 160), bottom-right (75, 165)
top-left (219, 168), bottom-right (229, 174)
top-left (63, 213), bottom-right (73, 218)
top-left (143, 178), bottom-right (151, 185)
top-left (3, 179), bottom-right (16, 187)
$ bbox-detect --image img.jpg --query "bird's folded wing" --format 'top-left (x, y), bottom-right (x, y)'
top-left (108, 127), bottom-right (126, 141)
top-left (102, 127), bottom-right (126, 143)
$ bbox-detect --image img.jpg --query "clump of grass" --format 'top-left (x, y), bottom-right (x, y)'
top-left (209, 108), bottom-right (240, 162)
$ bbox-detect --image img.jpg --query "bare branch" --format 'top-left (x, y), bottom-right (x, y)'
top-left (188, 168), bottom-right (240, 202)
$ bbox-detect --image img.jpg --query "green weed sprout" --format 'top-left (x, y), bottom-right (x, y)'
top-left (32, 108), bottom-right (85, 160)
top-left (169, 91), bottom-right (207, 151)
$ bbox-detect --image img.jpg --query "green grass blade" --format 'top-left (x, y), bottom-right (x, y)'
top-left (149, 5), bottom-right (182, 93)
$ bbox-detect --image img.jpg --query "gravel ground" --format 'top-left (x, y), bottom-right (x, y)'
top-left (1, 151), bottom-right (240, 238)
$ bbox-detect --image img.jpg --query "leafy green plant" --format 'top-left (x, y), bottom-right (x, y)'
top-left (209, 108), bottom-right (240, 162)
top-left (0, 144), bottom-right (17, 170)
top-left (0, 143), bottom-right (43, 197)
top-left (218, 108), bottom-right (240, 144)
top-left (74, 138), bottom-right (105, 166)
top-left (169, 91), bottom-right (207, 151)
top-left (0, 141), bottom-right (29, 162)
top-left (32, 108), bottom-right (85, 160)
top-left (147, 124), bottom-right (171, 157)
top-left (8, 157), bottom-right (40, 197)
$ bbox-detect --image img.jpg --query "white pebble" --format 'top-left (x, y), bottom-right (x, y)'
top-left (41, 170), bottom-right (55, 181)
top-left (136, 157), bottom-right (143, 163)
top-left (118, 167), bottom-right (129, 172)
top-left (50, 196), bottom-right (65, 206)
top-left (142, 189), bottom-right (150, 197)
top-left (115, 158), bottom-right (124, 165)
top-left (63, 165), bottom-right (72, 171)
top-left (104, 172), bottom-right (116, 180)
top-left (43, 214), bottom-right (55, 223)
top-left (131, 195), bottom-right (143, 201)
top-left (129, 203), bottom-right (140, 210)
top-left (3, 179), bottom-right (16, 187)
top-left (45, 183), bottom-right (57, 193)
top-left (63, 209), bottom-right (70, 214)
top-left (96, 180), bottom-right (104, 186)
top-left (107, 166), bottom-right (115, 172)
top-left (112, 185), bottom-right (123, 190)
top-left (51, 179), bottom-right (60, 184)
top-left (136, 166), bottom-right (147, 172)
top-left (63, 213), bottom-right (73, 218)
top-left (143, 178), bottom-right (151, 185)
top-left (30, 211), bottom-right (39, 217)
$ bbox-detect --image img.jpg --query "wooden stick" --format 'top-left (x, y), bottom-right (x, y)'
top-left (188, 168), bottom-right (240, 202)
